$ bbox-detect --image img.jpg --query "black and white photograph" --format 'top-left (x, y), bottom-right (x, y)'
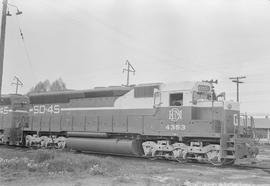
top-left (0, 0), bottom-right (270, 185)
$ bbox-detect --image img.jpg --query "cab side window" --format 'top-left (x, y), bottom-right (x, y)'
top-left (170, 93), bottom-right (183, 106)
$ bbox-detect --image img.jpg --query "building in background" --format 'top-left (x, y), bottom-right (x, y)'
top-left (253, 117), bottom-right (270, 144)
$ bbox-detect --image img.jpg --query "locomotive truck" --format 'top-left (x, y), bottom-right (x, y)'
top-left (0, 81), bottom-right (258, 166)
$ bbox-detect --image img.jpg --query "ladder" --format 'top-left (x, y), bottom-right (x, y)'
top-left (221, 133), bottom-right (236, 159)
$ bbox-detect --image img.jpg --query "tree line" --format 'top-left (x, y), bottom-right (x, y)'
top-left (28, 78), bottom-right (67, 94)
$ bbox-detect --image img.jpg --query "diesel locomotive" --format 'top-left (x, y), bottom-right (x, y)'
top-left (0, 81), bottom-right (258, 166)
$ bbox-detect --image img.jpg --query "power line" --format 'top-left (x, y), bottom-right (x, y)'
top-left (229, 76), bottom-right (246, 102)
top-left (0, 1), bottom-right (37, 95)
top-left (13, 7), bottom-right (38, 84)
top-left (36, 0), bottom-right (219, 75)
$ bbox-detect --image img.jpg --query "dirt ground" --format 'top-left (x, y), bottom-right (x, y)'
top-left (0, 145), bottom-right (270, 186)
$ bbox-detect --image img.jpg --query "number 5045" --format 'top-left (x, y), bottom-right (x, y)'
top-left (33, 105), bottom-right (60, 114)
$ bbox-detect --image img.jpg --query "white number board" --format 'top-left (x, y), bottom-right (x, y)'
top-left (165, 124), bottom-right (186, 131)
top-left (33, 105), bottom-right (60, 114)
top-left (0, 106), bottom-right (9, 114)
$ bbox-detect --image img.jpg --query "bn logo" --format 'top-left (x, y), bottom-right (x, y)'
top-left (169, 108), bottom-right (183, 122)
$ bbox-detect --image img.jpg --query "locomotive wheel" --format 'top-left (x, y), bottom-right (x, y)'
top-left (209, 157), bottom-right (226, 166)
top-left (223, 159), bottom-right (235, 165)
top-left (207, 150), bottom-right (225, 166)
top-left (174, 150), bottom-right (188, 163)
top-left (207, 150), bottom-right (235, 166)
top-left (175, 157), bottom-right (188, 163)
top-left (148, 157), bottom-right (158, 161)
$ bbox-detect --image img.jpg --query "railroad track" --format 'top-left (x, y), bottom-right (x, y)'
top-left (1, 144), bottom-right (269, 174)
top-left (231, 164), bottom-right (270, 174)
top-left (66, 148), bottom-right (270, 174)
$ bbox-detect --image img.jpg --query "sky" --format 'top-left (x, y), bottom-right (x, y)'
top-left (1, 0), bottom-right (270, 115)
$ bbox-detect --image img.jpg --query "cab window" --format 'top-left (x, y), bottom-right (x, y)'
top-left (13, 102), bottom-right (28, 110)
top-left (170, 93), bottom-right (183, 106)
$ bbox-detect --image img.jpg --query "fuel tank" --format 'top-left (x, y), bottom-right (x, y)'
top-left (67, 132), bottom-right (108, 138)
top-left (66, 137), bottom-right (144, 156)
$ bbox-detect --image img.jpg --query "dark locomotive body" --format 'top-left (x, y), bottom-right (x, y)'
top-left (0, 81), bottom-right (258, 165)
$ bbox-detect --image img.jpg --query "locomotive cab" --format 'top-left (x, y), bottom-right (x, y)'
top-left (151, 82), bottom-right (258, 165)
top-left (0, 95), bottom-right (29, 145)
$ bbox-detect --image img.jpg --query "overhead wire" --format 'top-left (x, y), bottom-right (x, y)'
top-left (34, 0), bottom-right (270, 107)
top-left (36, 0), bottom-right (218, 75)
top-left (9, 1), bottom-right (270, 98)
top-left (13, 9), bottom-right (38, 85)
top-left (36, 1), bottom-right (270, 114)
top-left (7, 1), bottom-right (269, 84)
top-left (36, 0), bottom-right (270, 86)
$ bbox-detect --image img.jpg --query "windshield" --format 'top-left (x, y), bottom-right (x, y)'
top-left (12, 97), bottom-right (29, 110)
top-left (13, 102), bottom-right (29, 110)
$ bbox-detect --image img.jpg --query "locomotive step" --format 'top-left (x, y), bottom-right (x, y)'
top-left (223, 155), bottom-right (235, 159)
top-left (223, 147), bottom-right (235, 151)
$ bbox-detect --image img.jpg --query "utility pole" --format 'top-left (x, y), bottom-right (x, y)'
top-left (11, 76), bottom-right (23, 94)
top-left (123, 60), bottom-right (135, 86)
top-left (0, 0), bottom-right (8, 97)
top-left (229, 76), bottom-right (246, 102)
top-left (0, 1), bottom-right (22, 96)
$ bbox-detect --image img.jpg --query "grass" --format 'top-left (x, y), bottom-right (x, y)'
top-left (1, 145), bottom-right (269, 185)
top-left (0, 148), bottom-right (122, 179)
top-left (111, 176), bottom-right (136, 186)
